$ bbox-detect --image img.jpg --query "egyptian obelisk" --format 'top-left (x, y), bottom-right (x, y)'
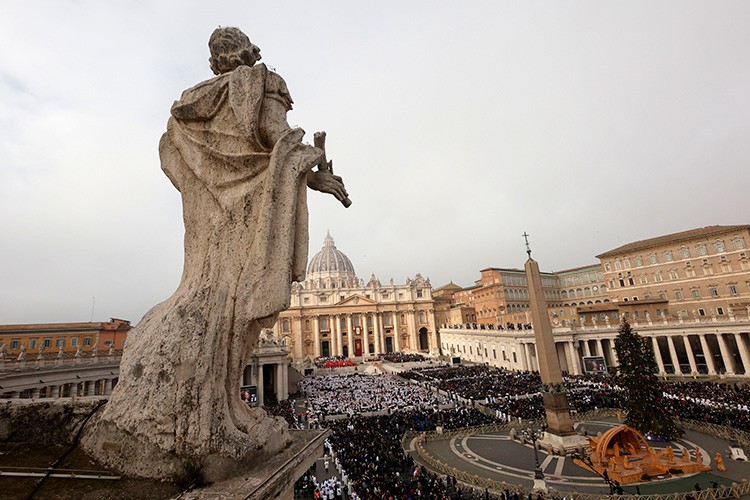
top-left (523, 233), bottom-right (587, 450)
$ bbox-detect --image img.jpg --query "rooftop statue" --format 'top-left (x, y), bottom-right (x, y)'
top-left (82, 27), bottom-right (349, 480)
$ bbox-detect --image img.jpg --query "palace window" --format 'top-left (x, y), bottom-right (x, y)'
top-left (715, 241), bottom-right (726, 253)
top-left (717, 307), bottom-right (725, 315)
top-left (604, 263), bottom-right (611, 272)
top-left (10, 339), bottom-right (20, 349)
top-left (634, 256), bottom-right (643, 267)
top-left (615, 261), bottom-right (622, 271)
top-left (664, 250), bottom-right (673, 262)
top-left (729, 284), bottom-right (738, 295)
top-left (698, 309), bottom-right (706, 316)
top-left (639, 275), bottom-right (648, 284)
top-left (680, 247), bottom-right (690, 259)
top-left (29, 339), bottom-right (37, 349)
top-left (697, 245), bottom-right (708, 256)
top-left (733, 238), bottom-right (746, 250)
top-left (43, 338), bottom-right (52, 348)
top-left (71, 337), bottom-right (78, 347)
top-left (649, 254), bottom-right (658, 264)
top-left (710, 287), bottom-right (719, 297)
top-left (675, 290), bottom-right (684, 300)
top-left (669, 270), bottom-right (678, 280)
top-left (692, 289), bottom-right (701, 299)
top-left (623, 258), bottom-right (631, 269)
top-left (686, 269), bottom-right (696, 278)
top-left (56, 338), bottom-right (65, 348)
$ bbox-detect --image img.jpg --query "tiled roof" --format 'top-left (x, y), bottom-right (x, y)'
top-left (596, 225), bottom-right (750, 259)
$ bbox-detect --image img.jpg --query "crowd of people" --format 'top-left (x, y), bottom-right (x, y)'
top-left (279, 359), bottom-right (750, 498)
top-left (380, 352), bottom-right (428, 363)
top-left (298, 372), bottom-right (452, 418)
top-left (316, 356), bottom-right (358, 369)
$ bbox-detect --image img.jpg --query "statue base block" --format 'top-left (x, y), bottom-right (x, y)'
top-left (540, 431), bottom-right (589, 454)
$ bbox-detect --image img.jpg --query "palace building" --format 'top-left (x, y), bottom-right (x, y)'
top-left (273, 233), bottom-right (438, 367)
top-left (439, 225), bottom-right (750, 377)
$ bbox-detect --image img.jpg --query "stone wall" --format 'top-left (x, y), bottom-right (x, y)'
top-left (0, 399), bottom-right (105, 445)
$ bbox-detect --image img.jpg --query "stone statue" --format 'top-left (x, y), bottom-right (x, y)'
top-left (83, 27), bottom-right (348, 480)
top-left (17, 344), bottom-right (26, 361)
top-left (715, 452), bottom-right (727, 471)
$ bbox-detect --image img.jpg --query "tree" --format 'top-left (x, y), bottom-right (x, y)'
top-left (614, 319), bottom-right (682, 440)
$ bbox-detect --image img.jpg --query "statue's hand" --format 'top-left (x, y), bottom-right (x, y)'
top-left (307, 170), bottom-right (350, 206)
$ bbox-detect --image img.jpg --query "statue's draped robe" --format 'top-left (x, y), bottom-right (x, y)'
top-left (85, 64), bottom-right (320, 477)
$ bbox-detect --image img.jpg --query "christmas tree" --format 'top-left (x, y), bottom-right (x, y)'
top-left (614, 319), bottom-right (682, 440)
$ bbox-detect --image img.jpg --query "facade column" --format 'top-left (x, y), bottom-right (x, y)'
top-left (346, 315), bottom-right (354, 358)
top-left (665, 336), bottom-right (681, 374)
top-left (313, 316), bottom-right (321, 358)
top-left (330, 315), bottom-right (339, 356)
top-left (373, 312), bottom-right (382, 355)
top-left (682, 335), bottom-right (698, 375)
top-left (716, 333), bottom-right (736, 375)
top-left (104, 378), bottom-right (113, 395)
top-left (393, 312), bottom-right (401, 352)
top-left (87, 380), bottom-right (97, 396)
top-left (31, 387), bottom-right (41, 399)
top-left (362, 315), bottom-right (370, 357)
top-left (293, 317), bottom-right (304, 361)
top-left (408, 311), bottom-right (418, 351)
top-left (734, 333), bottom-right (750, 375)
top-left (651, 336), bottom-right (666, 375)
top-left (699, 334), bottom-right (717, 375)
top-left (50, 385), bottom-right (60, 399)
top-left (427, 309), bottom-right (437, 354)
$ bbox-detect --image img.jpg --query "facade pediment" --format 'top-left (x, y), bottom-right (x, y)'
top-left (336, 294), bottom-right (378, 306)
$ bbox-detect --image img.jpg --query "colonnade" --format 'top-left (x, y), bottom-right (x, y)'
top-left (2, 377), bottom-right (117, 400)
top-left (440, 322), bottom-right (750, 378)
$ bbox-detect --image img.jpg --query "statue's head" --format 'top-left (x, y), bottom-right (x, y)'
top-left (208, 27), bottom-right (261, 75)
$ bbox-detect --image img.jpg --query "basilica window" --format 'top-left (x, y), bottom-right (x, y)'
top-left (282, 320), bottom-right (290, 332)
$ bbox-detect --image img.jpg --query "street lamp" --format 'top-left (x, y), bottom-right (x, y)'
top-left (522, 424), bottom-right (547, 491)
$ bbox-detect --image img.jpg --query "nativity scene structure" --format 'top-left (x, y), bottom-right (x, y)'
top-left (81, 26), bottom-right (349, 483)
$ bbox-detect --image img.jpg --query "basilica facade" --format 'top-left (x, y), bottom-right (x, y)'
top-left (273, 233), bottom-right (438, 367)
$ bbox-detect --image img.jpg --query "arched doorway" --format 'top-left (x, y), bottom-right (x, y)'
top-left (419, 327), bottom-right (429, 351)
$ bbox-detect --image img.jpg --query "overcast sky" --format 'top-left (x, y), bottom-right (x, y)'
top-left (1, 1), bottom-right (749, 325)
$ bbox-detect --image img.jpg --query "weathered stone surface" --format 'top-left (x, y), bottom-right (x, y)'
top-left (0, 399), bottom-right (104, 445)
top-left (81, 27), bottom-right (348, 481)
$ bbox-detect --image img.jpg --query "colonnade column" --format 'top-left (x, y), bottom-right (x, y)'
top-left (50, 385), bottom-right (60, 398)
top-left (567, 341), bottom-right (581, 375)
top-left (393, 312), bottom-right (401, 352)
top-left (734, 333), bottom-right (750, 375)
top-left (651, 336), bottom-right (666, 375)
top-left (582, 340), bottom-right (591, 357)
top-left (699, 334), bottom-right (717, 375)
top-left (31, 387), bottom-right (41, 399)
top-left (104, 378), bottom-right (113, 395)
top-left (666, 336), bottom-right (682, 375)
top-left (682, 336), bottom-right (698, 375)
top-left (257, 364), bottom-right (264, 407)
top-left (609, 339), bottom-right (619, 367)
top-left (525, 343), bottom-right (534, 371)
top-left (346, 315), bottom-right (354, 358)
top-left (313, 316), bottom-right (321, 358)
top-left (276, 362), bottom-right (287, 400)
top-left (517, 345), bottom-right (527, 370)
top-left (716, 333), bottom-right (735, 375)
top-left (373, 313), bottom-right (382, 355)
top-left (595, 339), bottom-right (604, 357)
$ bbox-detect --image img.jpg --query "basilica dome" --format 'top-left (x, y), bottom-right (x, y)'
top-left (305, 232), bottom-right (357, 287)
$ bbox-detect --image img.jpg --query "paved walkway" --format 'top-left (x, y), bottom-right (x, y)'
top-left (411, 418), bottom-right (750, 495)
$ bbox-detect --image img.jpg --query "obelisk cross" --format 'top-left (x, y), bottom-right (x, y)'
top-left (523, 232), bottom-right (531, 258)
